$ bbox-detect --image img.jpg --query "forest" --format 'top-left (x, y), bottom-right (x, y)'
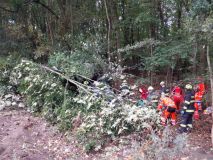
top-left (0, 0), bottom-right (213, 159)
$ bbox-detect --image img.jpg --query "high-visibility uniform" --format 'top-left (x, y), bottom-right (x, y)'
top-left (198, 83), bottom-right (205, 95)
top-left (194, 83), bottom-right (205, 111)
top-left (172, 86), bottom-right (183, 111)
top-left (179, 90), bottom-right (195, 132)
top-left (157, 96), bottom-right (177, 126)
top-left (194, 83), bottom-right (205, 120)
top-left (194, 92), bottom-right (203, 110)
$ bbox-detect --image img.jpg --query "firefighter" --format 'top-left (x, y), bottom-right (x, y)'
top-left (179, 84), bottom-right (195, 133)
top-left (172, 83), bottom-right (183, 112)
top-left (157, 88), bottom-right (177, 126)
top-left (194, 80), bottom-right (205, 120)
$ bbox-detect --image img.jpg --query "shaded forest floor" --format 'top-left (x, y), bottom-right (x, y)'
top-left (1, 107), bottom-right (213, 160)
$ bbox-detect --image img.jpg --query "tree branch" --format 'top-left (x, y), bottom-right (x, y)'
top-left (0, 6), bottom-right (18, 13)
top-left (0, 0), bottom-right (58, 19)
top-left (32, 0), bottom-right (59, 19)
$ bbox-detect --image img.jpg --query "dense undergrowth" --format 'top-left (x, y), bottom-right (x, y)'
top-left (0, 55), bottom-right (187, 158)
top-left (8, 59), bottom-right (162, 151)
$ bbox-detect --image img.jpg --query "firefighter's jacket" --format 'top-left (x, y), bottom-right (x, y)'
top-left (183, 91), bottom-right (195, 114)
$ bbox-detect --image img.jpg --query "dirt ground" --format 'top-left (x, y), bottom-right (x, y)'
top-left (183, 114), bottom-right (213, 160)
top-left (0, 108), bottom-right (95, 160)
top-left (1, 108), bottom-right (213, 160)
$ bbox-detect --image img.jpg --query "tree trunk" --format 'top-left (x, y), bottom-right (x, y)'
top-left (157, 0), bottom-right (166, 37)
top-left (103, 0), bottom-right (111, 62)
top-left (177, 5), bottom-right (182, 29)
top-left (150, 23), bottom-right (156, 39)
top-left (47, 0), bottom-right (54, 45)
top-left (200, 45), bottom-right (206, 73)
top-left (57, 0), bottom-right (69, 36)
top-left (150, 44), bottom-right (153, 85)
top-left (193, 42), bottom-right (198, 76)
top-left (121, 0), bottom-right (130, 46)
top-left (110, 0), bottom-right (121, 64)
top-left (206, 45), bottom-right (213, 147)
top-left (166, 66), bottom-right (170, 85)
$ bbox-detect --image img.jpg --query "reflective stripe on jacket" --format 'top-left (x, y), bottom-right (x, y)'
top-left (184, 91), bottom-right (195, 113)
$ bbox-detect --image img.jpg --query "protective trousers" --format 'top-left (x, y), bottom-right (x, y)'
top-left (180, 113), bottom-right (193, 132)
top-left (194, 92), bottom-right (203, 111)
top-left (194, 92), bottom-right (203, 120)
top-left (161, 110), bottom-right (176, 126)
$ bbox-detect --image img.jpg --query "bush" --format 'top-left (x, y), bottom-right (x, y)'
top-left (48, 51), bottom-right (106, 79)
top-left (142, 128), bottom-right (187, 160)
top-left (10, 60), bottom-right (162, 152)
top-left (9, 60), bottom-right (103, 129)
top-left (10, 60), bottom-right (80, 126)
top-left (76, 99), bottom-right (161, 151)
top-left (0, 55), bottom-right (20, 85)
top-left (120, 128), bottom-right (187, 160)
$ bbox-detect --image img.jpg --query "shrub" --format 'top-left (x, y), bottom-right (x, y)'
top-left (48, 51), bottom-right (106, 79)
top-left (9, 60), bottom-right (103, 129)
top-left (120, 128), bottom-right (188, 160)
top-left (76, 99), bottom-right (161, 151)
top-left (0, 55), bottom-right (21, 85)
top-left (9, 60), bottom-right (162, 152)
top-left (10, 60), bottom-right (77, 125)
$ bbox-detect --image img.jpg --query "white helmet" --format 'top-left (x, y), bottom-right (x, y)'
top-left (148, 86), bottom-right (154, 91)
top-left (123, 80), bottom-right (127, 83)
top-left (185, 84), bottom-right (193, 90)
top-left (160, 81), bottom-right (165, 86)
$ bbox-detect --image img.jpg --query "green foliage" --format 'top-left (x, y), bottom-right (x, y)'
top-left (135, 1), bottom-right (159, 24)
top-left (84, 140), bottom-right (97, 152)
top-left (10, 60), bottom-right (64, 116)
top-left (2, 0), bottom-right (212, 154)
top-left (48, 50), bottom-right (105, 78)
top-left (0, 54), bottom-right (22, 87)
top-left (77, 101), bottom-right (161, 151)
top-left (141, 40), bottom-right (192, 72)
top-left (10, 60), bottom-right (82, 128)
top-left (9, 60), bottom-right (162, 152)
top-left (9, 60), bottom-right (103, 131)
top-left (1, 0), bottom-right (213, 79)
top-left (191, 0), bottom-right (211, 16)
top-left (0, 56), bottom-right (11, 95)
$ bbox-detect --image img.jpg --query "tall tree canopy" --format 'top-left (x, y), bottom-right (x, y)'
top-left (0, 0), bottom-right (213, 82)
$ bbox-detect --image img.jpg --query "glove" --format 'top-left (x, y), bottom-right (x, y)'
top-left (183, 106), bottom-right (187, 110)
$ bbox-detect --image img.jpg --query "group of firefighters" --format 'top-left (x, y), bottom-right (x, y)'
top-left (138, 79), bottom-right (206, 133)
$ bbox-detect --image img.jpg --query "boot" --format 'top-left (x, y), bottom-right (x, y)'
top-left (177, 127), bottom-right (187, 134)
top-left (186, 127), bottom-right (192, 133)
